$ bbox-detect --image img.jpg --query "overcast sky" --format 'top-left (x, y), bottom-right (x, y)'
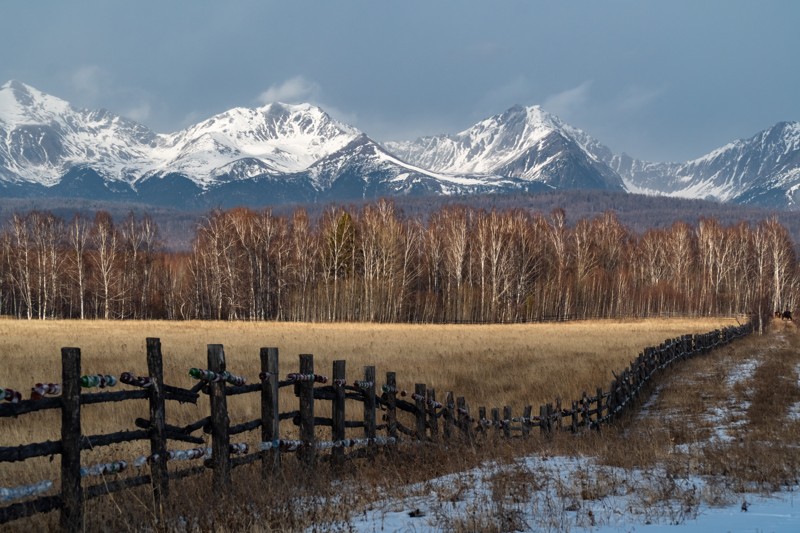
top-left (1, 1), bottom-right (798, 162)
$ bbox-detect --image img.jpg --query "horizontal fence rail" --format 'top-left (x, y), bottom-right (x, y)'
top-left (0, 322), bottom-right (754, 530)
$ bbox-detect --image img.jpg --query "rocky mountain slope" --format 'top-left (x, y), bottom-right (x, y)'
top-left (1, 80), bottom-right (798, 210)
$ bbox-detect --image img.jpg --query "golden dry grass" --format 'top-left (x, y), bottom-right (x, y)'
top-left (0, 317), bottom-right (744, 531)
top-left (0, 316), bottom-right (740, 406)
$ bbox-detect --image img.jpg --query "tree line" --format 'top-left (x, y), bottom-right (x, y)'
top-left (1, 200), bottom-right (797, 323)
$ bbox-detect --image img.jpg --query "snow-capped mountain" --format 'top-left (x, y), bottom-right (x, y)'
top-left (0, 80), bottom-right (157, 187)
top-left (1, 80), bottom-right (798, 210)
top-left (609, 122), bottom-right (800, 209)
top-left (385, 105), bottom-right (624, 191)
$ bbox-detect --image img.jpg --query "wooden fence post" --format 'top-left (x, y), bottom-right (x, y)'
top-left (60, 347), bottom-right (82, 533)
top-left (208, 344), bottom-right (231, 487)
top-left (522, 405), bottom-right (532, 438)
top-left (595, 387), bottom-right (603, 429)
top-left (555, 398), bottom-right (563, 431)
top-left (478, 406), bottom-right (487, 435)
top-left (457, 397), bottom-right (471, 441)
top-left (539, 404), bottom-right (548, 436)
top-left (491, 407), bottom-right (500, 437)
top-left (146, 338), bottom-right (168, 509)
top-left (570, 400), bottom-right (579, 432)
top-left (298, 354), bottom-right (316, 465)
top-left (427, 388), bottom-right (439, 441)
top-left (332, 360), bottom-right (346, 466)
top-left (502, 406), bottom-right (512, 439)
top-left (363, 366), bottom-right (376, 441)
top-left (385, 372), bottom-right (398, 441)
top-left (414, 384), bottom-right (426, 441)
top-left (261, 347), bottom-right (280, 477)
top-left (443, 392), bottom-right (455, 441)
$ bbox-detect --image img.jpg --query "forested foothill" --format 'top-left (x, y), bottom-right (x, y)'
top-left (1, 197), bottom-right (796, 324)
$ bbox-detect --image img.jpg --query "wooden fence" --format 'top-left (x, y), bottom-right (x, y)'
top-left (0, 323), bottom-right (754, 530)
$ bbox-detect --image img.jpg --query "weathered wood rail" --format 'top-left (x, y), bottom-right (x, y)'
top-left (0, 323), bottom-right (753, 530)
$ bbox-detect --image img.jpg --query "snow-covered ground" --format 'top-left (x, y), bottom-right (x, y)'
top-left (343, 454), bottom-right (799, 532)
top-left (328, 334), bottom-right (800, 532)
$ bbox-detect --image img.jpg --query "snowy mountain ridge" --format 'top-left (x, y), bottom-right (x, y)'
top-left (1, 80), bottom-right (798, 210)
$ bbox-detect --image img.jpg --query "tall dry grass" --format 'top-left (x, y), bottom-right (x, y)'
top-left (0, 317), bottom-right (743, 531)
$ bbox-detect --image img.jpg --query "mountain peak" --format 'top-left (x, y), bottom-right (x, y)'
top-left (0, 80), bottom-right (72, 124)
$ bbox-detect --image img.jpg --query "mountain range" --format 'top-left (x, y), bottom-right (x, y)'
top-left (1, 80), bottom-right (798, 210)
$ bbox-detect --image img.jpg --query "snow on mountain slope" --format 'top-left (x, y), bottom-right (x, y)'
top-left (2, 80), bottom-right (798, 209)
top-left (612, 121), bottom-right (800, 208)
top-left (387, 105), bottom-right (564, 174)
top-left (386, 104), bottom-right (625, 191)
top-left (148, 103), bottom-right (361, 186)
top-left (307, 133), bottom-right (527, 198)
top-left (0, 80), bottom-right (157, 186)
top-left (0, 81), bottom-right (361, 190)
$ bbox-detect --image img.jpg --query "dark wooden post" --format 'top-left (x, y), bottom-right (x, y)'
top-left (539, 404), bottom-right (548, 436)
top-left (60, 347), bottom-right (82, 533)
top-left (555, 398), bottom-right (563, 431)
top-left (427, 388), bottom-right (439, 441)
top-left (581, 391), bottom-right (590, 427)
top-left (595, 387), bottom-right (604, 428)
top-left (298, 354), bottom-right (316, 465)
top-left (502, 406), bottom-right (512, 439)
top-left (363, 366), bottom-right (376, 440)
top-left (146, 338), bottom-right (168, 508)
top-left (491, 407), bottom-right (500, 437)
top-left (478, 406), bottom-right (487, 435)
top-left (443, 391), bottom-right (455, 441)
top-left (208, 344), bottom-right (231, 487)
top-left (385, 372), bottom-right (398, 440)
top-left (457, 396), bottom-right (471, 440)
top-left (260, 347), bottom-right (280, 477)
top-left (570, 401), bottom-right (579, 432)
top-left (414, 383), bottom-right (426, 441)
top-left (522, 405), bottom-right (532, 438)
top-left (332, 360), bottom-right (346, 466)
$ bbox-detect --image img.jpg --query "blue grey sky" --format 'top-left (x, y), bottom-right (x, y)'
top-left (1, 1), bottom-right (798, 162)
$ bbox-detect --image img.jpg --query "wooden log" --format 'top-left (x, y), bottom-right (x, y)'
top-left (60, 347), bottom-right (82, 533)
top-left (229, 419), bottom-right (262, 435)
top-left (491, 407), bottom-right (500, 436)
top-left (0, 494), bottom-right (63, 524)
top-left (427, 388), bottom-right (439, 441)
top-left (414, 384), bottom-right (426, 441)
top-left (443, 392), bottom-right (455, 441)
top-left (0, 396), bottom-right (62, 417)
top-left (332, 360), bottom-right (346, 466)
top-left (298, 354), bottom-right (316, 465)
top-left (363, 366), bottom-right (376, 441)
top-left (570, 400), bottom-right (579, 432)
top-left (555, 398), bottom-right (563, 431)
top-left (261, 347), bottom-right (280, 477)
top-left (478, 406), bottom-right (487, 434)
top-left (85, 473), bottom-right (152, 500)
top-left (539, 405), bottom-right (548, 436)
top-left (208, 344), bottom-right (231, 487)
top-left (395, 421), bottom-right (416, 437)
top-left (522, 405), bottom-right (532, 438)
top-left (581, 392), bottom-right (590, 427)
top-left (225, 383), bottom-right (263, 396)
top-left (146, 338), bottom-right (169, 506)
top-left (456, 396), bottom-right (471, 440)
top-left (502, 406), bottom-right (512, 439)
top-left (385, 372), bottom-right (398, 441)
top-left (595, 387), bottom-right (603, 430)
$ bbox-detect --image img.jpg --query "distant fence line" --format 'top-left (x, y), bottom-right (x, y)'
top-left (0, 322), bottom-right (754, 530)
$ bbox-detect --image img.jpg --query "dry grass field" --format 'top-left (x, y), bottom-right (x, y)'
top-left (0, 317), bottom-right (750, 531)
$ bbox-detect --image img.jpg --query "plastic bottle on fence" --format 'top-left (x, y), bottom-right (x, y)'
top-left (2, 388), bottom-right (22, 403)
top-left (80, 375), bottom-right (100, 388)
